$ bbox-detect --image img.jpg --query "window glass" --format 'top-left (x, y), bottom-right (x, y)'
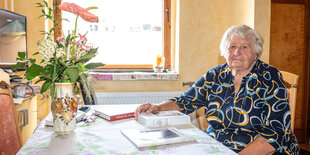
top-left (62, 0), bottom-right (163, 65)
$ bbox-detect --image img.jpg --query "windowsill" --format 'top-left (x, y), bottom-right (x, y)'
top-left (91, 71), bottom-right (179, 81)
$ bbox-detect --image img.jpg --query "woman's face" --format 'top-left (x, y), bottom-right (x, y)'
top-left (226, 37), bottom-right (257, 73)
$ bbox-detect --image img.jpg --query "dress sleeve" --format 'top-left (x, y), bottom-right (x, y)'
top-left (256, 70), bottom-right (299, 154)
top-left (168, 71), bottom-right (214, 114)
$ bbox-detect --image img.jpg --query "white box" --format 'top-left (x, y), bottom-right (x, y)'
top-left (137, 111), bottom-right (191, 128)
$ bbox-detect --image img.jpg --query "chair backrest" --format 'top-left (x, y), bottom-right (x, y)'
top-left (280, 71), bottom-right (299, 131)
top-left (0, 71), bottom-right (21, 154)
top-left (194, 107), bottom-right (209, 132)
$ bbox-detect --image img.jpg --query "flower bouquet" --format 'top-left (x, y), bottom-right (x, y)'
top-left (12, 1), bottom-right (104, 132)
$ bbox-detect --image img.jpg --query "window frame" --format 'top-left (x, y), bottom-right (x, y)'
top-left (54, 0), bottom-right (172, 70)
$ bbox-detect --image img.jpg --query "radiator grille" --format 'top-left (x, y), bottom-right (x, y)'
top-left (95, 91), bottom-right (183, 105)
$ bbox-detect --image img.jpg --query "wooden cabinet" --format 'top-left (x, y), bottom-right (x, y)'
top-left (13, 94), bottom-right (51, 147)
top-left (13, 95), bottom-right (38, 146)
top-left (36, 94), bottom-right (50, 123)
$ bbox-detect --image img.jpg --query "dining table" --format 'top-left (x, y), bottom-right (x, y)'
top-left (17, 105), bottom-right (237, 155)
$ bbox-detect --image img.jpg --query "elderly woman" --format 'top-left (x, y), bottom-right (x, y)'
top-left (135, 25), bottom-right (299, 154)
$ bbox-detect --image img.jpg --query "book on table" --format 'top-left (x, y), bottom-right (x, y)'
top-left (94, 104), bottom-right (141, 121)
top-left (121, 127), bottom-right (196, 148)
top-left (137, 110), bottom-right (191, 128)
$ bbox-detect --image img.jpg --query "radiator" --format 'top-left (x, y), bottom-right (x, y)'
top-left (95, 91), bottom-right (184, 105)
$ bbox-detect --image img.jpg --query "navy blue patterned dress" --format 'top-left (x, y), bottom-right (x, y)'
top-left (169, 60), bottom-right (299, 154)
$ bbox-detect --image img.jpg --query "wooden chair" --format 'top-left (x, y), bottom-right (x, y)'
top-left (280, 71), bottom-right (299, 131)
top-left (0, 71), bottom-right (21, 154)
top-left (193, 107), bottom-right (209, 132)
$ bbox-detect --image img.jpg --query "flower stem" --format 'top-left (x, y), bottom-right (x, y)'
top-left (71, 15), bottom-right (79, 61)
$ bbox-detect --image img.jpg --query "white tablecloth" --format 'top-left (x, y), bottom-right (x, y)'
top-left (17, 106), bottom-right (237, 155)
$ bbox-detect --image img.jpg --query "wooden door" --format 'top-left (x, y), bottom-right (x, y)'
top-left (270, 2), bottom-right (309, 143)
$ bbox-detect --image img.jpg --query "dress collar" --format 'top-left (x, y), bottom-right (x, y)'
top-left (224, 59), bottom-right (262, 79)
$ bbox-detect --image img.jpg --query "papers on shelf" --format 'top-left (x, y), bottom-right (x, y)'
top-left (121, 127), bottom-right (196, 148)
top-left (137, 110), bottom-right (191, 128)
top-left (13, 98), bottom-right (24, 104)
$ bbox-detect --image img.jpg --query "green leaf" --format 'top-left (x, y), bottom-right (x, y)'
top-left (48, 8), bottom-right (52, 16)
top-left (58, 59), bottom-right (67, 67)
top-left (46, 15), bottom-right (52, 20)
top-left (85, 63), bottom-right (105, 69)
top-left (35, 78), bottom-right (44, 84)
top-left (43, 1), bottom-right (48, 7)
top-left (29, 58), bottom-right (36, 64)
top-left (18, 51), bottom-right (26, 59)
top-left (65, 34), bottom-right (71, 43)
top-left (50, 84), bottom-right (55, 99)
top-left (88, 48), bottom-right (98, 54)
top-left (36, 3), bottom-right (44, 7)
top-left (11, 62), bottom-right (26, 70)
top-left (66, 67), bottom-right (80, 82)
top-left (45, 64), bottom-right (57, 76)
top-left (33, 52), bottom-right (39, 55)
top-left (41, 80), bottom-right (52, 94)
top-left (52, 0), bottom-right (56, 8)
top-left (79, 53), bottom-right (96, 61)
top-left (24, 64), bottom-right (44, 80)
top-left (16, 57), bottom-right (24, 61)
top-left (50, 27), bottom-right (55, 31)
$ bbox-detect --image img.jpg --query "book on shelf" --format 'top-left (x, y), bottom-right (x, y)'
top-left (121, 127), bottom-right (196, 148)
top-left (94, 104), bottom-right (141, 121)
top-left (137, 110), bottom-right (191, 128)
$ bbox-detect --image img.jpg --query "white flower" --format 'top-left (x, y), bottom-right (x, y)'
top-left (37, 39), bottom-right (65, 63)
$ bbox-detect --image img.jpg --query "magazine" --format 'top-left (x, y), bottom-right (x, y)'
top-left (121, 127), bottom-right (196, 148)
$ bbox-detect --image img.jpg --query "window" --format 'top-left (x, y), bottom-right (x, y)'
top-left (55, 0), bottom-right (172, 70)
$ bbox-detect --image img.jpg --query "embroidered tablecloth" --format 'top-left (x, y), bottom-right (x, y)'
top-left (17, 108), bottom-right (236, 155)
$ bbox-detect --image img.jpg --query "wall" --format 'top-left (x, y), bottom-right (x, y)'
top-left (2, 0), bottom-right (270, 93)
top-left (255, 0), bottom-right (270, 62)
top-left (178, 0), bottom-right (255, 87)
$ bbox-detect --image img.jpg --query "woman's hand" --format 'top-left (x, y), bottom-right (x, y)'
top-left (134, 103), bottom-right (160, 119)
top-left (134, 101), bottom-right (181, 119)
top-left (238, 136), bottom-right (275, 155)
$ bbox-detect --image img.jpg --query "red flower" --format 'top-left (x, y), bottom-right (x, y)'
top-left (78, 33), bottom-right (87, 43)
top-left (59, 2), bottom-right (99, 23)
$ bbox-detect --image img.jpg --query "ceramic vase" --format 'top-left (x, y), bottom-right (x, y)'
top-left (51, 83), bottom-right (78, 132)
